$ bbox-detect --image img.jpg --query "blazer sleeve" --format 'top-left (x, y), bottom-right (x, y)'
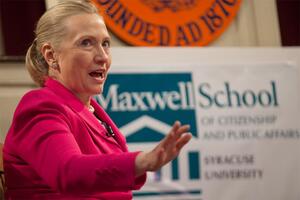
top-left (8, 94), bottom-right (146, 194)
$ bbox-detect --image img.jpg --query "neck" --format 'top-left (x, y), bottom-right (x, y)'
top-left (53, 78), bottom-right (92, 108)
top-left (76, 94), bottom-right (91, 108)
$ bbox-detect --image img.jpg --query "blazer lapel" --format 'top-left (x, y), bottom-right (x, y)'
top-left (91, 99), bottom-right (128, 152)
top-left (45, 78), bottom-right (122, 149)
top-left (75, 104), bottom-right (122, 149)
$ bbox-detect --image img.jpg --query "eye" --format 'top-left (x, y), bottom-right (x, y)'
top-left (80, 38), bottom-right (93, 47)
top-left (102, 40), bottom-right (110, 48)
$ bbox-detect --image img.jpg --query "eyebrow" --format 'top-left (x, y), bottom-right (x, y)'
top-left (102, 36), bottom-right (111, 40)
top-left (76, 34), bottom-right (111, 41)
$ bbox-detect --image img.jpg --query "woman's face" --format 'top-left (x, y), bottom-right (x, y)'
top-left (55, 13), bottom-right (111, 103)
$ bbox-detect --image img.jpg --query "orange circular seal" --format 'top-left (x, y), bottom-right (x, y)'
top-left (92, 0), bottom-right (242, 46)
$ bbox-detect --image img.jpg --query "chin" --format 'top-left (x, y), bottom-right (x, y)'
top-left (91, 86), bottom-right (103, 95)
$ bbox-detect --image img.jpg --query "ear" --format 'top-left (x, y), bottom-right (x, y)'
top-left (41, 43), bottom-right (57, 67)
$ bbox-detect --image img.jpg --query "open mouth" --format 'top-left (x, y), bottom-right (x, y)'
top-left (89, 70), bottom-right (105, 79)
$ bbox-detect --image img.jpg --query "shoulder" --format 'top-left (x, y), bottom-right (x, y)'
top-left (21, 87), bottom-right (63, 106)
top-left (7, 87), bottom-right (76, 139)
top-left (5, 88), bottom-right (74, 155)
top-left (21, 87), bottom-right (59, 104)
top-left (14, 87), bottom-right (69, 120)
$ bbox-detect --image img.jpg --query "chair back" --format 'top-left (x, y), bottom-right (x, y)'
top-left (0, 143), bottom-right (5, 200)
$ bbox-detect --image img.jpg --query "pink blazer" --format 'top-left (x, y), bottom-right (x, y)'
top-left (3, 78), bottom-right (146, 200)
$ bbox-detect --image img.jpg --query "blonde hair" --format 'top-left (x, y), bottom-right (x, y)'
top-left (25, 0), bottom-right (99, 87)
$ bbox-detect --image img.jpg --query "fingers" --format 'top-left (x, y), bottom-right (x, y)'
top-left (159, 121), bottom-right (180, 146)
top-left (172, 120), bottom-right (181, 134)
top-left (144, 121), bottom-right (193, 172)
top-left (173, 124), bottom-right (190, 139)
top-left (160, 121), bottom-right (191, 149)
top-left (176, 132), bottom-right (192, 150)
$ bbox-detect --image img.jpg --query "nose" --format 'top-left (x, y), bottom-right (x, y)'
top-left (94, 46), bottom-right (110, 65)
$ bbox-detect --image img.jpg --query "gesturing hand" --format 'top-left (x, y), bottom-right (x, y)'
top-left (135, 121), bottom-right (192, 176)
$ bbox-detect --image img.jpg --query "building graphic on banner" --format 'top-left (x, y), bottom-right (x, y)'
top-left (95, 73), bottom-right (202, 199)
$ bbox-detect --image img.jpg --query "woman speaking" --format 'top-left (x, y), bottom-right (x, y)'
top-left (3, 0), bottom-right (192, 199)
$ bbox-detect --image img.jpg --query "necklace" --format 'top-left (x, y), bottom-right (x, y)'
top-left (88, 105), bottom-right (95, 113)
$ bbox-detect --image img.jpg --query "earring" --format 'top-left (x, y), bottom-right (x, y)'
top-left (51, 62), bottom-right (58, 69)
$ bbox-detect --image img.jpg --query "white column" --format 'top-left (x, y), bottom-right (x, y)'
top-left (211, 0), bottom-right (259, 46)
top-left (252, 0), bottom-right (281, 46)
top-left (212, 0), bottom-right (281, 46)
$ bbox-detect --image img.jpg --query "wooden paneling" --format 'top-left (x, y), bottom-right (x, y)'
top-left (277, 0), bottom-right (300, 46)
top-left (0, 0), bottom-right (46, 55)
top-left (0, 62), bottom-right (35, 142)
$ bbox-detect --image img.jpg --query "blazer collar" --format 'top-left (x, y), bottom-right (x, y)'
top-left (91, 99), bottom-right (127, 151)
top-left (44, 78), bottom-right (126, 150)
top-left (44, 77), bottom-right (86, 113)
